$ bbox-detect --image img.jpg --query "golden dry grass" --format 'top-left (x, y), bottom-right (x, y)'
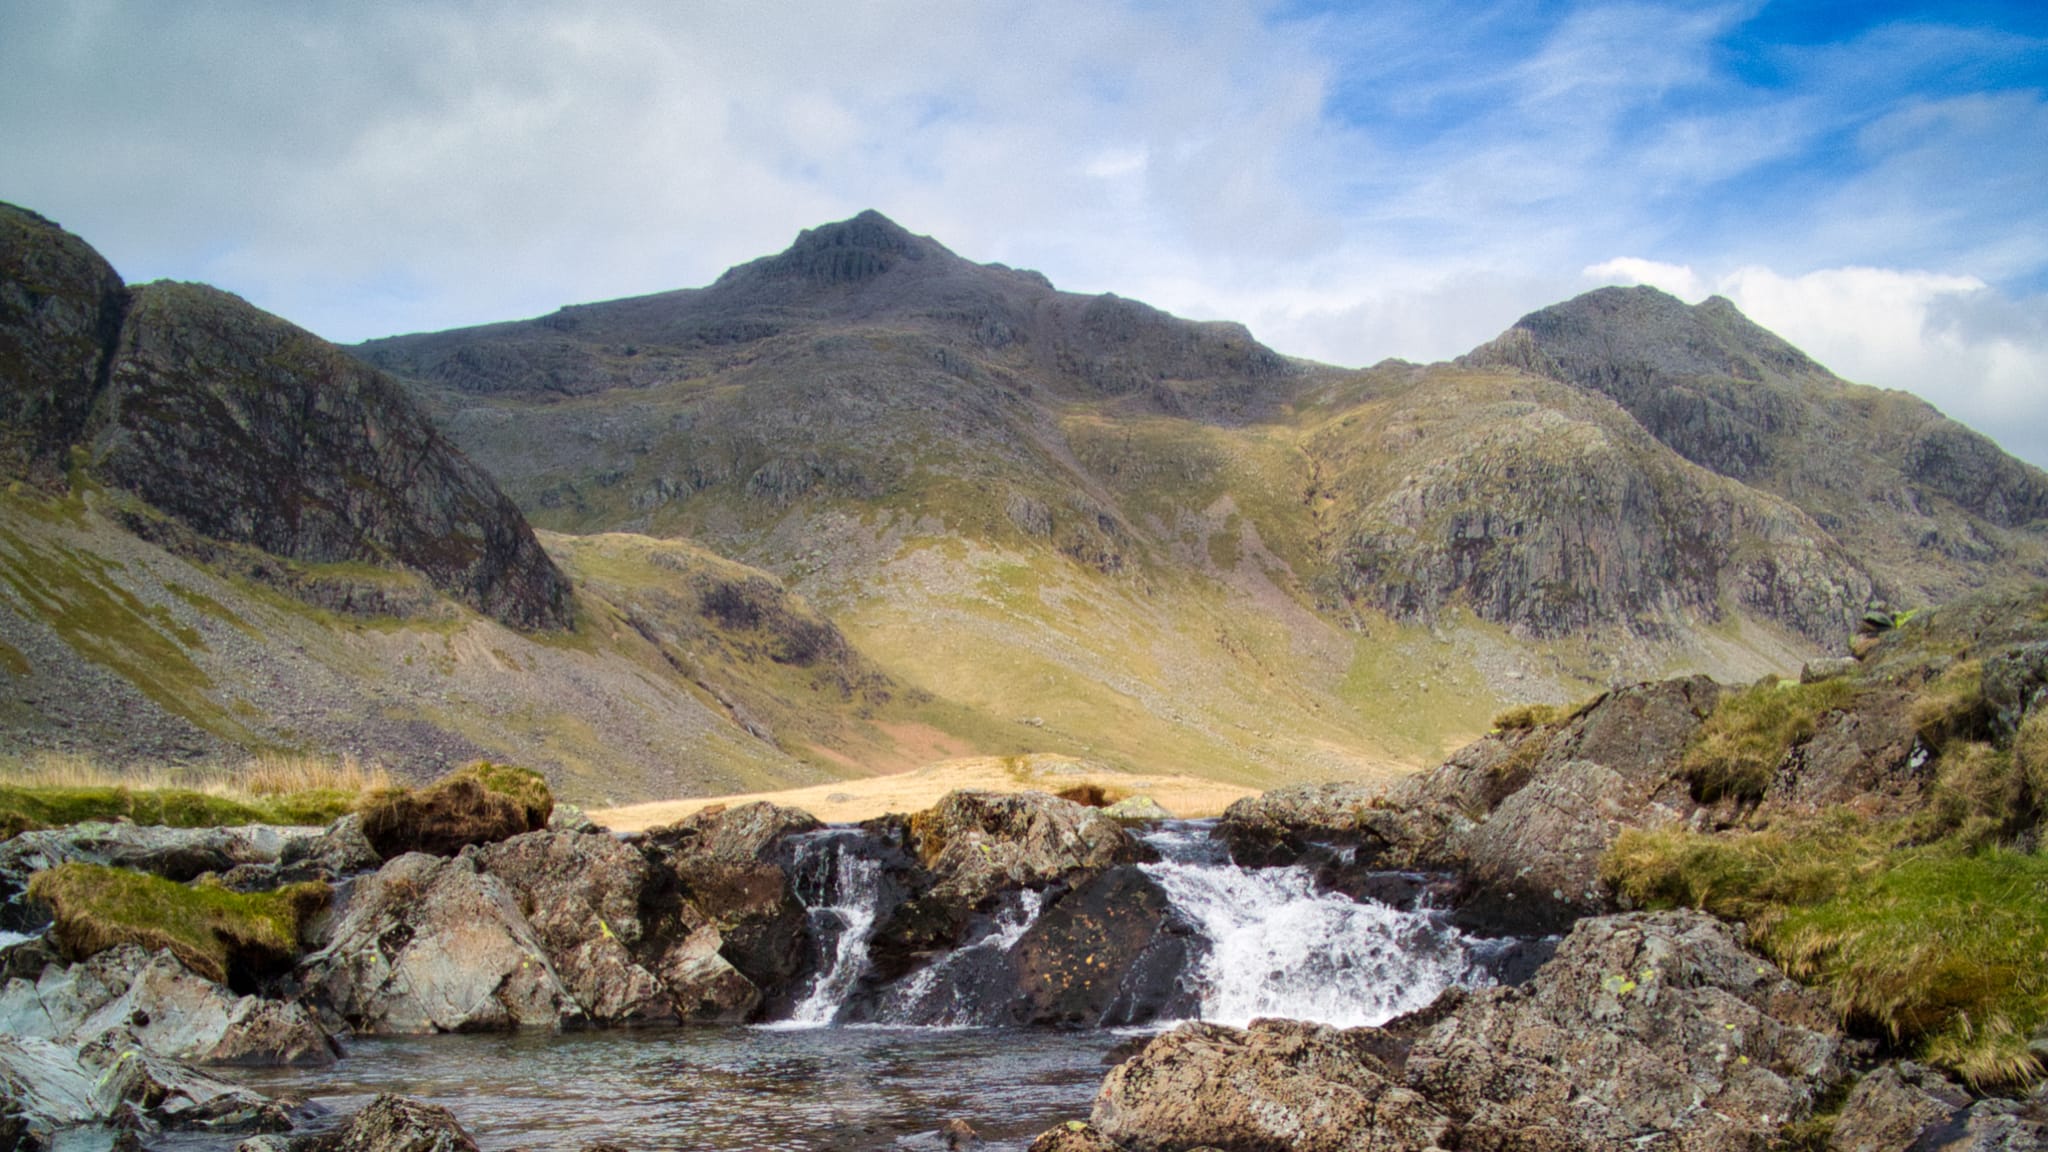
top-left (591, 753), bottom-right (1260, 830)
top-left (0, 750), bottom-right (394, 797)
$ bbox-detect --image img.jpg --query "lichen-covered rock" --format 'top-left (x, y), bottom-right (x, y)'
top-left (321, 1094), bottom-right (478, 1152)
top-left (906, 791), bottom-right (1145, 911)
top-left (1405, 910), bottom-right (1843, 1151)
top-left (476, 830), bottom-right (758, 1024)
top-left (0, 944), bottom-right (338, 1066)
top-left (1100, 796), bottom-right (1170, 824)
top-left (643, 802), bottom-right (821, 997)
top-left (1025, 1122), bottom-right (1122, 1152)
top-left (1093, 1019), bottom-right (1455, 1152)
top-left (1829, 1064), bottom-right (1974, 1152)
top-left (297, 852), bottom-right (578, 1034)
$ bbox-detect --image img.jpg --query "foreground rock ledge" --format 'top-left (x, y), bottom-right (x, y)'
top-left (1082, 910), bottom-right (1844, 1152)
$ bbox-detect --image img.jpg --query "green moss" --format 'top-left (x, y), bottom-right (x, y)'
top-left (1910, 659), bottom-right (1989, 745)
top-left (1681, 677), bottom-right (1856, 803)
top-left (0, 784), bottom-right (357, 836)
top-left (28, 863), bottom-right (327, 985)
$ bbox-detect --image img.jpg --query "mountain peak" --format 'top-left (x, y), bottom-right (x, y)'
top-left (719, 209), bottom-right (950, 290)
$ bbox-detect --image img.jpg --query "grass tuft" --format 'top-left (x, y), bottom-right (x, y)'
top-left (0, 753), bottom-right (392, 839)
top-left (1604, 826), bottom-right (2048, 1088)
top-left (1910, 659), bottom-right (1989, 746)
top-left (1680, 676), bottom-right (1854, 804)
top-left (27, 862), bottom-right (328, 988)
top-left (357, 760), bottom-right (553, 858)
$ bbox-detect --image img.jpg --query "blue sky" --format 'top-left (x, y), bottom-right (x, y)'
top-left (3, 1), bottom-right (2046, 463)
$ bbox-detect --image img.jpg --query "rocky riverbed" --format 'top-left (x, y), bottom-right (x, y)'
top-left (8, 649), bottom-right (2048, 1152)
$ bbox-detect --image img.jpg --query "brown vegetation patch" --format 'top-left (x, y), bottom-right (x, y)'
top-left (358, 761), bottom-right (553, 858)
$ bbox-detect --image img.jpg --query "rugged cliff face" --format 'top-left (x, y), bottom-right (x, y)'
top-left (1462, 285), bottom-right (2048, 606)
top-left (0, 205), bottom-right (127, 486)
top-left (0, 203), bottom-right (571, 631)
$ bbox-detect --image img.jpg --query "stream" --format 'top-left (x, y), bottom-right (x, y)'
top-left (178, 821), bottom-right (1514, 1152)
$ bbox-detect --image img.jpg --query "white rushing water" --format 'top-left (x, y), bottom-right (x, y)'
top-left (1138, 823), bottom-right (1488, 1028)
top-left (776, 831), bottom-right (887, 1027)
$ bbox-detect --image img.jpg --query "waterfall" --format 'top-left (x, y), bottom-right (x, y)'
top-left (871, 888), bottom-right (1047, 1027)
top-left (1138, 822), bottom-right (1490, 1028)
top-left (776, 830), bottom-right (888, 1027)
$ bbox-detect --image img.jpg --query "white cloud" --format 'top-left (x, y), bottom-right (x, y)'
top-left (1581, 257), bottom-right (1707, 301)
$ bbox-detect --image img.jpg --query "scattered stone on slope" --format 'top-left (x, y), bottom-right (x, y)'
top-left (476, 829), bottom-right (757, 1024)
top-left (297, 851), bottom-right (578, 1034)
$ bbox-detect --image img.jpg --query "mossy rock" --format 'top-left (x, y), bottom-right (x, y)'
top-left (27, 862), bottom-right (327, 988)
top-left (0, 783), bottom-right (358, 840)
top-left (357, 761), bottom-right (553, 858)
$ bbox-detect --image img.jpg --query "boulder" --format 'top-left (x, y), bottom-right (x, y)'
top-left (1092, 1019), bottom-right (1455, 1152)
top-left (297, 851), bottom-right (579, 1034)
top-left (0, 1029), bottom-right (286, 1144)
top-left (319, 1094), bottom-right (478, 1152)
top-left (1829, 1064), bottom-right (1973, 1152)
top-left (0, 944), bottom-right (338, 1065)
top-left (1011, 867), bottom-right (1194, 1028)
top-left (475, 830), bottom-right (757, 1024)
top-left (906, 791), bottom-right (1145, 911)
top-left (643, 803), bottom-right (821, 997)
top-left (1405, 910), bottom-right (1843, 1151)
top-left (1100, 796), bottom-right (1171, 824)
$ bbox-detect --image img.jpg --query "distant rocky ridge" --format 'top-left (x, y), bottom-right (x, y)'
top-left (0, 203), bottom-right (569, 630)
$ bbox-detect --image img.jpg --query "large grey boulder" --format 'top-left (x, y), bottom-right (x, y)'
top-left (0, 944), bottom-right (337, 1066)
top-left (476, 829), bottom-right (757, 1024)
top-left (907, 791), bottom-right (1147, 910)
top-left (0, 1028), bottom-right (286, 1146)
top-left (297, 851), bottom-right (578, 1034)
top-left (1405, 910), bottom-right (1843, 1150)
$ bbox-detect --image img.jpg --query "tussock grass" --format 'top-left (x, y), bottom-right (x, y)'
top-left (1490, 691), bottom-right (1605, 733)
top-left (1605, 825), bottom-right (2048, 1087)
top-left (0, 752), bottom-right (389, 838)
top-left (357, 761), bottom-right (553, 858)
top-left (28, 862), bottom-right (328, 987)
top-left (1680, 676), bottom-right (1855, 803)
top-left (1910, 659), bottom-right (1990, 745)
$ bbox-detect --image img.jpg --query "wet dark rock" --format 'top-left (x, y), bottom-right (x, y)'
top-left (1011, 867), bottom-right (1194, 1028)
top-left (1829, 1063), bottom-right (1974, 1152)
top-left (1088, 911), bottom-right (1842, 1152)
top-left (476, 830), bottom-right (757, 1024)
top-left (642, 802), bottom-right (821, 998)
top-left (297, 852), bottom-right (579, 1034)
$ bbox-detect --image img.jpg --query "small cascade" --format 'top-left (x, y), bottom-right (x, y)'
top-left (778, 829), bottom-right (888, 1027)
top-left (871, 888), bottom-right (1047, 1027)
top-left (1139, 822), bottom-right (1489, 1028)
